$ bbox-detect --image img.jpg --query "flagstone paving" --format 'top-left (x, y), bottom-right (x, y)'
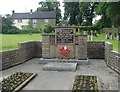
top-left (0, 58), bottom-right (118, 90)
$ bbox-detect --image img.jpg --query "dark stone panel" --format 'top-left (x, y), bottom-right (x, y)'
top-left (87, 41), bottom-right (105, 59)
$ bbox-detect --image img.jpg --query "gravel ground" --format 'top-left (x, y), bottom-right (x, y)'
top-left (0, 58), bottom-right (119, 91)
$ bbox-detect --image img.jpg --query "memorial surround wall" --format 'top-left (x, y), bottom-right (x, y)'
top-left (0, 41), bottom-right (106, 70)
top-left (0, 41), bottom-right (42, 70)
top-left (105, 42), bottom-right (120, 73)
top-left (42, 35), bottom-right (88, 59)
top-left (42, 28), bottom-right (88, 59)
top-left (0, 37), bottom-right (119, 73)
top-left (1, 40), bottom-right (118, 71)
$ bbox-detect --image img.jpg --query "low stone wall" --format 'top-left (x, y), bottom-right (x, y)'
top-left (1, 41), bottom-right (119, 73)
top-left (105, 42), bottom-right (120, 73)
top-left (87, 41), bottom-right (105, 59)
top-left (35, 41), bottom-right (42, 58)
top-left (0, 41), bottom-right (105, 70)
top-left (0, 41), bottom-right (42, 70)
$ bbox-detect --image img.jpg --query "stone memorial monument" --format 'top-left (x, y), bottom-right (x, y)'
top-left (42, 27), bottom-right (88, 60)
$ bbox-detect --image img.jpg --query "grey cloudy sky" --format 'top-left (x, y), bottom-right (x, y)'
top-left (0, 0), bottom-right (102, 23)
top-left (0, 0), bottom-right (64, 16)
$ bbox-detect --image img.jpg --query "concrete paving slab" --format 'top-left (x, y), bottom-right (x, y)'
top-left (43, 62), bottom-right (77, 71)
top-left (0, 58), bottom-right (118, 90)
top-left (22, 71), bottom-right (76, 90)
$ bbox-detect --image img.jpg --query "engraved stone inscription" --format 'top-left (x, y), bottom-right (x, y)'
top-left (56, 29), bottom-right (74, 43)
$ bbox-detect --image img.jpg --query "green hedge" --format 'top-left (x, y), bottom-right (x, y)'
top-left (19, 28), bottom-right (40, 34)
top-left (73, 26), bottom-right (99, 31)
top-left (2, 28), bottom-right (41, 34)
top-left (2, 25), bottom-right (99, 34)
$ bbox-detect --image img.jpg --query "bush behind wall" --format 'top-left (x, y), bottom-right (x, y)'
top-left (2, 25), bottom-right (100, 34)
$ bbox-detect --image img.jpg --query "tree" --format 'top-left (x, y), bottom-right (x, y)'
top-left (36, 1), bottom-right (62, 24)
top-left (64, 2), bottom-right (98, 26)
top-left (106, 2), bottom-right (120, 27)
top-left (64, 2), bottom-right (82, 25)
top-left (0, 15), bottom-right (2, 33)
top-left (96, 17), bottom-right (112, 28)
top-left (95, 2), bottom-right (120, 27)
top-left (2, 14), bottom-right (19, 34)
top-left (2, 14), bottom-right (13, 33)
top-left (80, 2), bottom-right (99, 26)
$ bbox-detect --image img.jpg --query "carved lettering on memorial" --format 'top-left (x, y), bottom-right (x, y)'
top-left (56, 29), bottom-right (74, 43)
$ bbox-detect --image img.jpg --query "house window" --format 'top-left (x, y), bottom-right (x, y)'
top-left (33, 19), bottom-right (37, 24)
top-left (33, 24), bottom-right (36, 28)
top-left (17, 19), bottom-right (22, 23)
top-left (45, 19), bottom-right (48, 23)
top-left (21, 26), bottom-right (25, 29)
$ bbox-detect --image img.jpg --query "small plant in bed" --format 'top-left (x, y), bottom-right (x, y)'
top-left (72, 75), bottom-right (99, 92)
top-left (1, 72), bottom-right (36, 92)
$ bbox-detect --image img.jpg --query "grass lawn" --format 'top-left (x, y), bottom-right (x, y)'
top-left (0, 34), bottom-right (41, 51)
top-left (94, 32), bottom-right (120, 52)
top-left (0, 33), bottom-right (119, 52)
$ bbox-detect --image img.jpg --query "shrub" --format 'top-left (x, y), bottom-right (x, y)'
top-left (2, 26), bottom-right (20, 34)
top-left (19, 28), bottom-right (40, 34)
top-left (41, 24), bottom-right (54, 33)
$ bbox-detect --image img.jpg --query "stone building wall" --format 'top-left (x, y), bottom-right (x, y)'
top-left (105, 42), bottom-right (120, 73)
top-left (0, 41), bottom-right (42, 70)
top-left (37, 19), bottom-right (56, 26)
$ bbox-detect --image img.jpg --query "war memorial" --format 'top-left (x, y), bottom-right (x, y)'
top-left (0, 27), bottom-right (119, 91)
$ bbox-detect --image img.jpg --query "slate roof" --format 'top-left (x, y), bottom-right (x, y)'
top-left (11, 11), bottom-right (56, 19)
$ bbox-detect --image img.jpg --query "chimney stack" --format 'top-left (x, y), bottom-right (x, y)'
top-left (30, 9), bottom-right (32, 14)
top-left (12, 10), bottom-right (15, 14)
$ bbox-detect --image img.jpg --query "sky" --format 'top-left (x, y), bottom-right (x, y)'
top-left (0, 0), bottom-right (64, 16)
top-left (0, 0), bottom-right (101, 23)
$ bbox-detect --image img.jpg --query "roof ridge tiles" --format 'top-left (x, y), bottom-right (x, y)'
top-left (12, 11), bottom-right (56, 19)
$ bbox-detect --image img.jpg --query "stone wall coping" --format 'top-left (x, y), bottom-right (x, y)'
top-left (54, 26), bottom-right (75, 28)
top-left (1, 48), bottom-right (19, 53)
top-left (42, 34), bottom-right (88, 36)
top-left (1, 41), bottom-right (42, 53)
top-left (18, 40), bottom-right (41, 44)
top-left (42, 33), bottom-right (55, 36)
top-left (87, 41), bottom-right (105, 43)
top-left (75, 35), bottom-right (87, 36)
top-left (111, 50), bottom-right (120, 54)
top-left (105, 42), bottom-right (112, 45)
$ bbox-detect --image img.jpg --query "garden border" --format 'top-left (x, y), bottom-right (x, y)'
top-left (13, 73), bottom-right (37, 92)
top-left (71, 75), bottom-right (102, 91)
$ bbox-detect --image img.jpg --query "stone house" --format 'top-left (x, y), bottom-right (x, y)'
top-left (11, 10), bottom-right (56, 29)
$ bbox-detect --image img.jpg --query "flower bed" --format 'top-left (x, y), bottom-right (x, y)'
top-left (1, 72), bottom-right (37, 92)
top-left (72, 75), bottom-right (99, 92)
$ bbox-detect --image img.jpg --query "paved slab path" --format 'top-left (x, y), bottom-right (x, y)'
top-left (1, 58), bottom-right (118, 90)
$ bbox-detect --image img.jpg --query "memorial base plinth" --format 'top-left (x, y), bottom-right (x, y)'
top-left (39, 58), bottom-right (89, 65)
top-left (43, 62), bottom-right (77, 71)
